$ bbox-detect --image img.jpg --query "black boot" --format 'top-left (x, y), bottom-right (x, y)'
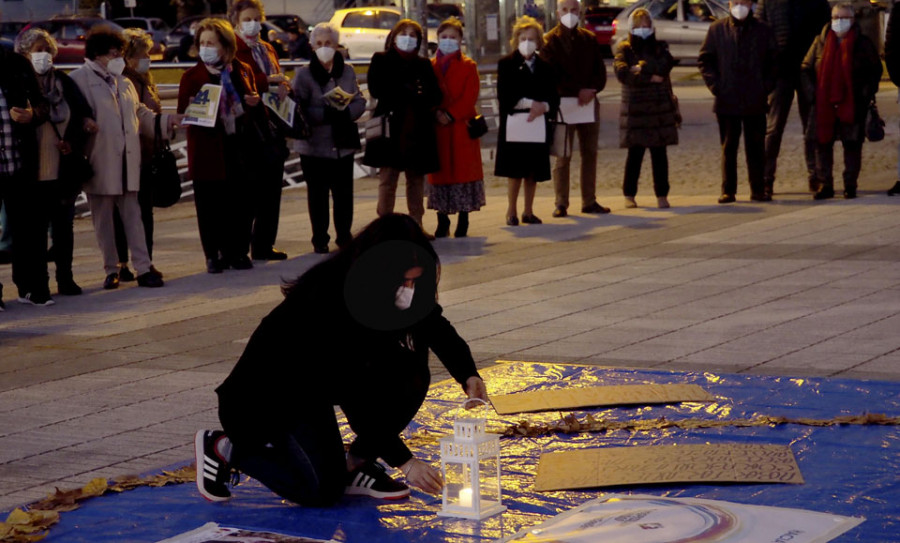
top-left (454, 212), bottom-right (469, 238)
top-left (434, 213), bottom-right (450, 238)
top-left (888, 181), bottom-right (900, 196)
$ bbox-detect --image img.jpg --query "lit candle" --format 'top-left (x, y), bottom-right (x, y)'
top-left (459, 487), bottom-right (473, 508)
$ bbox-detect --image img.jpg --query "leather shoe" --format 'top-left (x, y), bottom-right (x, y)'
top-left (229, 255), bottom-right (254, 270)
top-left (206, 258), bottom-right (224, 274)
top-left (506, 215), bottom-right (519, 226)
top-left (843, 189), bottom-right (857, 199)
top-left (57, 279), bottom-right (82, 296)
top-left (137, 271), bottom-right (164, 288)
top-left (313, 244), bottom-right (330, 254)
top-left (717, 194), bottom-right (735, 204)
top-left (252, 248), bottom-right (288, 261)
top-left (888, 181), bottom-right (900, 196)
top-left (521, 213), bottom-right (542, 224)
top-left (103, 273), bottom-right (120, 290)
top-left (750, 192), bottom-right (771, 202)
top-left (581, 202), bottom-right (611, 214)
top-left (813, 187), bottom-right (835, 200)
top-left (552, 206), bottom-right (567, 218)
top-left (118, 265), bottom-right (135, 282)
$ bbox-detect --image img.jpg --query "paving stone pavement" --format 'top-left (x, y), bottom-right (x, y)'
top-left (3, 103), bottom-right (900, 512)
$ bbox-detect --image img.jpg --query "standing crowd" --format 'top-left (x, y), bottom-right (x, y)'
top-left (0, 0), bottom-right (896, 311)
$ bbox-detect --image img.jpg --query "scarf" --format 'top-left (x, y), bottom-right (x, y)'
top-left (217, 62), bottom-right (244, 135)
top-left (309, 51), bottom-right (345, 87)
top-left (38, 70), bottom-right (69, 124)
top-left (435, 49), bottom-right (459, 76)
top-left (124, 66), bottom-right (161, 114)
top-left (816, 28), bottom-right (857, 144)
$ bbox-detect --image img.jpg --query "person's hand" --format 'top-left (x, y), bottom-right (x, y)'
top-left (83, 118), bottom-right (99, 134)
top-left (56, 140), bottom-right (72, 155)
top-left (527, 101), bottom-right (548, 122)
top-left (436, 110), bottom-right (453, 126)
top-left (650, 74), bottom-right (664, 83)
top-left (168, 114), bottom-right (185, 132)
top-left (268, 73), bottom-right (288, 85)
top-left (276, 81), bottom-right (290, 100)
top-left (464, 376), bottom-right (488, 407)
top-left (577, 88), bottom-right (596, 106)
top-left (400, 458), bottom-right (443, 494)
top-left (10, 106), bottom-right (33, 124)
top-left (245, 93), bottom-right (261, 107)
top-left (630, 64), bottom-right (641, 75)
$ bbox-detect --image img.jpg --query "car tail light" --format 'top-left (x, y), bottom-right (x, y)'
top-left (612, 19), bottom-right (617, 32)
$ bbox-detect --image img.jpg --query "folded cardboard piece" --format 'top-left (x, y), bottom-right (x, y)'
top-left (490, 383), bottom-right (714, 415)
top-left (535, 443), bottom-right (804, 491)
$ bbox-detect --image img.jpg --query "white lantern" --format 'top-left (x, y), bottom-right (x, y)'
top-left (438, 417), bottom-right (507, 520)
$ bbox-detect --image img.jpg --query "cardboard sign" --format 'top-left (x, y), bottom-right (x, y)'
top-left (490, 383), bottom-right (714, 415)
top-left (535, 444), bottom-right (804, 491)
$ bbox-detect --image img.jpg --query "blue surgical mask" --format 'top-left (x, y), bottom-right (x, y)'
top-left (631, 27), bottom-right (654, 39)
top-left (395, 34), bottom-right (418, 53)
top-left (832, 18), bottom-right (852, 36)
top-left (438, 38), bottom-right (460, 55)
top-left (241, 20), bottom-right (261, 38)
top-left (199, 46), bottom-right (220, 65)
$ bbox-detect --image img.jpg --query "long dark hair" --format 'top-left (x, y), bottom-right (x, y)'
top-left (384, 19), bottom-right (424, 52)
top-left (283, 214), bottom-right (440, 331)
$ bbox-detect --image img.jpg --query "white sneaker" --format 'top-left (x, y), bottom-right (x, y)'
top-left (17, 293), bottom-right (55, 306)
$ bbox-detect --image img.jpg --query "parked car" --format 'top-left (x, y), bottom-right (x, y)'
top-left (584, 5), bottom-right (625, 57)
top-left (112, 17), bottom-right (169, 59)
top-left (612, 0), bottom-right (728, 62)
top-left (164, 14), bottom-right (288, 60)
top-left (330, 7), bottom-right (439, 59)
top-left (267, 13), bottom-right (311, 33)
top-left (0, 21), bottom-right (27, 42)
top-left (20, 18), bottom-right (126, 64)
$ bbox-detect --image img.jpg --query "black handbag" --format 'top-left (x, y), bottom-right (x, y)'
top-left (144, 115), bottom-right (182, 208)
top-left (51, 122), bottom-right (93, 195)
top-left (466, 114), bottom-right (488, 139)
top-left (866, 99), bottom-right (885, 142)
top-left (363, 113), bottom-right (392, 168)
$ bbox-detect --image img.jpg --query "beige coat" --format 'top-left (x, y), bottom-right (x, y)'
top-left (69, 61), bottom-right (169, 195)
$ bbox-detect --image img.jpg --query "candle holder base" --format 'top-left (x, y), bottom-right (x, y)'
top-left (437, 503), bottom-right (507, 520)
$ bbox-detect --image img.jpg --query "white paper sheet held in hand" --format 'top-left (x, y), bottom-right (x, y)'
top-left (505, 113), bottom-right (546, 143)
top-left (182, 84), bottom-right (222, 128)
top-left (262, 92), bottom-right (295, 126)
top-left (558, 96), bottom-right (596, 124)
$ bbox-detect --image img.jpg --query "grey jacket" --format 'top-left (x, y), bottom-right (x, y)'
top-left (291, 55), bottom-right (365, 159)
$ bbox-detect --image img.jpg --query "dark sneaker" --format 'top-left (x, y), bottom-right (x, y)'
top-left (103, 273), bottom-right (120, 290)
top-left (136, 271), bottom-right (164, 288)
top-left (345, 462), bottom-right (410, 500)
top-left (581, 202), bottom-right (611, 214)
top-left (57, 279), bottom-right (83, 296)
top-left (717, 194), bottom-right (736, 204)
top-left (195, 430), bottom-right (232, 502)
top-left (229, 255), bottom-right (254, 270)
top-left (118, 265), bottom-right (135, 282)
top-left (17, 292), bottom-right (55, 306)
top-left (552, 206), bottom-right (567, 218)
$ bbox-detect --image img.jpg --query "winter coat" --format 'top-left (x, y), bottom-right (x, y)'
top-left (428, 53), bottom-right (483, 187)
top-left (36, 69), bottom-right (94, 182)
top-left (698, 15), bottom-right (777, 116)
top-left (614, 36), bottom-right (679, 149)
top-left (0, 46), bottom-right (49, 182)
top-left (235, 35), bottom-right (282, 93)
top-left (367, 48), bottom-right (443, 174)
top-left (177, 59), bottom-right (263, 182)
top-left (69, 60), bottom-right (167, 195)
top-left (292, 53), bottom-right (366, 159)
top-left (801, 23), bottom-right (882, 144)
top-left (885, 5), bottom-right (900, 87)
top-left (124, 67), bottom-right (162, 164)
top-left (494, 50), bottom-right (559, 181)
top-left (540, 24), bottom-right (607, 98)
top-left (756, 0), bottom-right (831, 74)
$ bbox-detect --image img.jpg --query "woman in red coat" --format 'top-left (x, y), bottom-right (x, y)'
top-left (177, 18), bottom-right (269, 273)
top-left (427, 18), bottom-right (485, 239)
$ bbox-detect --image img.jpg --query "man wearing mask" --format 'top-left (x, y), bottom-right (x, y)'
top-left (698, 0), bottom-right (777, 204)
top-left (756, 0), bottom-right (831, 198)
top-left (540, 0), bottom-right (609, 218)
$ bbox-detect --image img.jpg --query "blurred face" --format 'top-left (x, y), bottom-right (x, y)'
top-left (402, 266), bottom-right (424, 289)
top-left (238, 7), bottom-right (262, 24)
top-left (199, 30), bottom-right (223, 55)
top-left (438, 27), bottom-right (461, 42)
top-left (729, 0), bottom-right (752, 10)
top-left (95, 47), bottom-right (123, 69)
top-left (398, 26), bottom-right (417, 39)
top-left (126, 46), bottom-right (151, 70)
top-left (633, 17), bottom-right (651, 29)
top-left (29, 40), bottom-right (53, 55)
top-left (311, 30), bottom-right (335, 50)
top-left (832, 6), bottom-right (853, 22)
top-left (558, 0), bottom-right (580, 18)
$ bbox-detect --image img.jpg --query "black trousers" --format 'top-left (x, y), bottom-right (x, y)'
top-left (816, 139), bottom-right (863, 191)
top-left (113, 180), bottom-right (153, 262)
top-left (250, 140), bottom-right (286, 256)
top-left (35, 180), bottom-right (77, 285)
top-left (193, 178), bottom-right (251, 262)
top-left (623, 146), bottom-right (669, 198)
top-left (764, 75), bottom-right (816, 187)
top-left (717, 114), bottom-right (766, 196)
top-left (300, 154), bottom-right (354, 248)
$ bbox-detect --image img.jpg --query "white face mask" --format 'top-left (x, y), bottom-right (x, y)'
top-left (631, 27), bottom-right (654, 39)
top-left (560, 12), bottom-right (579, 29)
top-left (395, 34), bottom-right (418, 53)
top-left (438, 38), bottom-right (460, 55)
top-left (315, 45), bottom-right (336, 64)
top-left (518, 38), bottom-right (537, 57)
top-left (136, 58), bottom-right (151, 74)
top-left (30, 51), bottom-right (53, 75)
top-left (730, 4), bottom-right (750, 20)
top-left (832, 18), bottom-right (852, 36)
top-left (394, 285), bottom-right (415, 310)
top-left (107, 57), bottom-right (126, 76)
top-left (199, 46), bottom-right (220, 65)
top-left (241, 20), bottom-right (261, 38)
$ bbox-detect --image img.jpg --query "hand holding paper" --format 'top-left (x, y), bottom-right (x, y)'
top-left (323, 86), bottom-right (356, 111)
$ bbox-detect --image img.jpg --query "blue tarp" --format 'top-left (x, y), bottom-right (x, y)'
top-left (23, 362), bottom-right (900, 542)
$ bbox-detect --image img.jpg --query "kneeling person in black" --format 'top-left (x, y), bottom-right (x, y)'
top-left (195, 214), bottom-right (488, 505)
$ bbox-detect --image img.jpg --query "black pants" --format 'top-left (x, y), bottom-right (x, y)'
top-left (219, 361), bottom-right (429, 506)
top-left (193, 178), bottom-right (251, 262)
top-left (300, 154), bottom-right (354, 248)
top-left (113, 180), bottom-right (153, 262)
top-left (623, 146), bottom-right (669, 198)
top-left (250, 141), bottom-right (286, 256)
top-left (717, 114), bottom-right (766, 196)
top-left (36, 180), bottom-right (77, 285)
top-left (764, 75), bottom-right (816, 187)
top-left (816, 139), bottom-right (863, 191)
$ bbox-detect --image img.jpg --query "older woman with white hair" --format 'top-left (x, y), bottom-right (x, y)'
top-left (613, 7), bottom-right (679, 209)
top-left (291, 23), bottom-right (365, 254)
top-left (14, 28), bottom-right (96, 300)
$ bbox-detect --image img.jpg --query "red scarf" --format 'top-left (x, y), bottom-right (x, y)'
top-left (435, 49), bottom-right (460, 76)
top-left (816, 28), bottom-right (856, 144)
